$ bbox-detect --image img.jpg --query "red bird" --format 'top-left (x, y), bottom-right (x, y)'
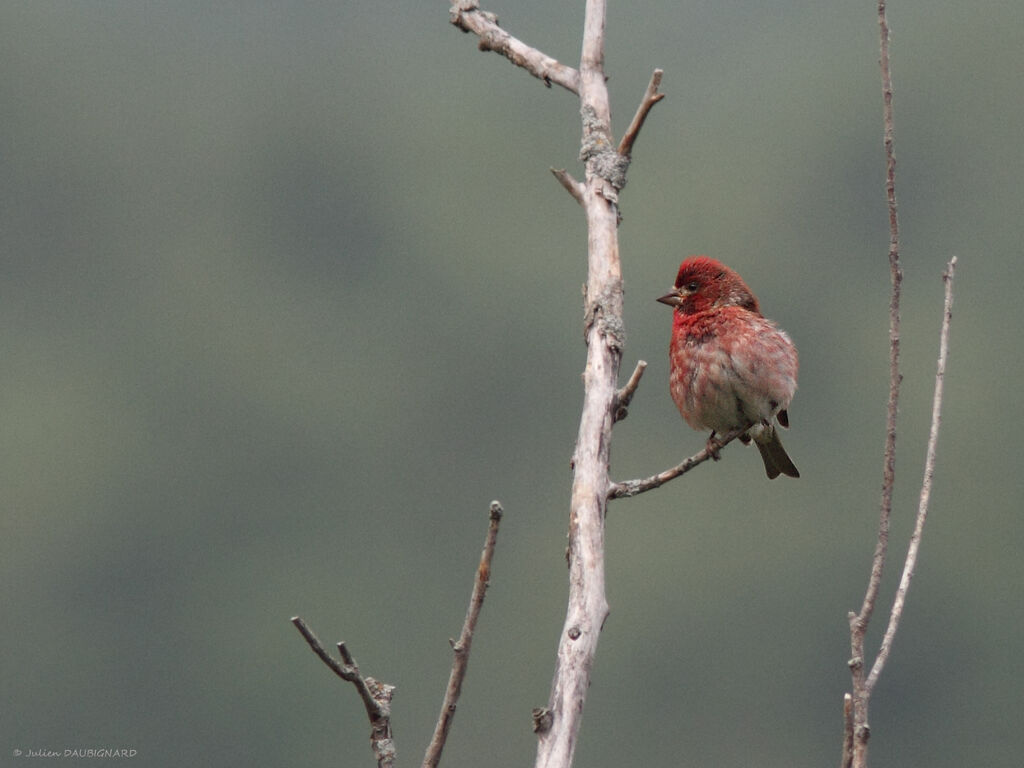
top-left (658, 256), bottom-right (799, 479)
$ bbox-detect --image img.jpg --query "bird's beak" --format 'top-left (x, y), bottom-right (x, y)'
top-left (657, 290), bottom-right (683, 307)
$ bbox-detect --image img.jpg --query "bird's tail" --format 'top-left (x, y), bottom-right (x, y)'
top-left (752, 423), bottom-right (800, 479)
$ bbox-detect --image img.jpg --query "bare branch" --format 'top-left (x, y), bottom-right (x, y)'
top-left (857, 0), bottom-right (904, 642)
top-left (551, 167), bottom-right (586, 205)
top-left (847, 3), bottom-right (904, 765)
top-left (612, 359), bottom-right (647, 422)
top-left (449, 1), bottom-right (581, 94)
top-left (291, 617), bottom-right (396, 768)
top-left (422, 501), bottom-right (505, 768)
top-left (618, 69), bottom-right (665, 157)
top-left (450, 4), bottom-right (664, 767)
top-left (607, 424), bottom-right (750, 499)
top-left (534, 2), bottom-right (622, 766)
top-left (865, 257), bottom-right (956, 692)
top-left (840, 693), bottom-right (854, 768)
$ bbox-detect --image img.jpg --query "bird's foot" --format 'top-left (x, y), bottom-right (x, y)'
top-left (705, 433), bottom-right (723, 461)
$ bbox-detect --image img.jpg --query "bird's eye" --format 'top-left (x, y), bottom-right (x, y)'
top-left (685, 281), bottom-right (699, 292)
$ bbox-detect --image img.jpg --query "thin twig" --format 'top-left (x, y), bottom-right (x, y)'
top-left (847, 3), bottom-right (902, 765)
top-left (291, 617), bottom-right (397, 768)
top-left (865, 257), bottom-right (956, 692)
top-left (618, 69), bottom-right (665, 157)
top-left (551, 168), bottom-right (586, 205)
top-left (857, 0), bottom-right (903, 642)
top-left (422, 501), bottom-right (505, 768)
top-left (449, 1), bottom-right (581, 93)
top-left (608, 424), bottom-right (750, 499)
top-left (291, 618), bottom-right (383, 719)
top-left (612, 360), bottom-right (647, 422)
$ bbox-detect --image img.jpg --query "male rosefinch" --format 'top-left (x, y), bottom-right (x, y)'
top-left (658, 256), bottom-right (799, 479)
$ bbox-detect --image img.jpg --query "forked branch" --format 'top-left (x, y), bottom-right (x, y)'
top-left (842, 5), bottom-right (957, 767)
top-left (844, 4), bottom-right (904, 763)
top-left (294, 501), bottom-right (504, 768)
top-left (842, 259), bottom-right (956, 768)
top-left (291, 617), bottom-right (397, 768)
top-left (450, 3), bottom-right (666, 767)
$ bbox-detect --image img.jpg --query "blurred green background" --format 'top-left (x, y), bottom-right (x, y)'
top-left (3, 1), bottom-right (1021, 766)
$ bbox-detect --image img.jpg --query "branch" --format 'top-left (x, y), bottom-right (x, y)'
top-left (846, 3), bottom-right (903, 765)
top-left (555, 72), bottom-right (663, 207)
top-left (865, 257), bottom-right (956, 693)
top-left (291, 617), bottom-right (396, 768)
top-left (607, 424), bottom-right (750, 499)
top-left (857, 0), bottom-right (904, 644)
top-left (422, 501), bottom-right (504, 768)
top-left (612, 359), bottom-right (647, 422)
top-left (535, 1), bottom-right (623, 766)
top-left (450, 4), bottom-right (663, 766)
top-left (449, 1), bottom-right (581, 93)
top-left (841, 693), bottom-right (854, 768)
top-left (618, 69), bottom-right (665, 157)
top-left (551, 167), bottom-right (586, 205)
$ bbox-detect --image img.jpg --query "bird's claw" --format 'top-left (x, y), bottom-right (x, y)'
top-left (705, 433), bottom-right (723, 461)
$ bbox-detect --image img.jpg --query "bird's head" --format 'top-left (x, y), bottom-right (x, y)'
top-left (656, 256), bottom-right (760, 315)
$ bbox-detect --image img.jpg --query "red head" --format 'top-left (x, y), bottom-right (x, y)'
top-left (657, 256), bottom-right (760, 316)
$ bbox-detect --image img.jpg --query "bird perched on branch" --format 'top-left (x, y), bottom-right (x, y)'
top-left (657, 256), bottom-right (799, 479)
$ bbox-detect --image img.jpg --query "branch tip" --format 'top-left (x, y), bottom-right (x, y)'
top-left (292, 617), bottom-right (396, 766)
top-left (613, 360), bottom-right (647, 423)
top-left (551, 168), bottom-right (585, 205)
top-left (450, 2), bottom-right (580, 93)
top-left (532, 707), bottom-right (553, 734)
top-left (489, 499), bottom-right (504, 520)
top-left (422, 501), bottom-right (504, 768)
top-left (618, 69), bottom-right (666, 157)
top-left (864, 256), bottom-right (956, 694)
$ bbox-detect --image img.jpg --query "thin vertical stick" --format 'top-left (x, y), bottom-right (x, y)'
top-left (422, 502), bottom-right (504, 768)
top-left (866, 258), bottom-right (956, 692)
top-left (860, 0), bottom-right (904, 642)
top-left (846, 2), bottom-right (902, 766)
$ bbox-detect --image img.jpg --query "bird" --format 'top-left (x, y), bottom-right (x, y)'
top-left (657, 256), bottom-right (799, 479)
